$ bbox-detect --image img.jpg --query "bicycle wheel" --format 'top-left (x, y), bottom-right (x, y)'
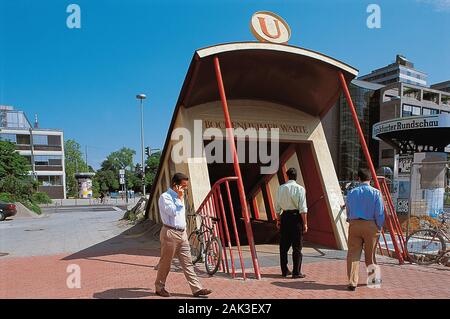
top-left (188, 231), bottom-right (203, 264)
top-left (406, 229), bottom-right (446, 265)
top-left (204, 236), bottom-right (223, 275)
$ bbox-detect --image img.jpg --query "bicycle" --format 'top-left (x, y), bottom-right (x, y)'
top-left (406, 212), bottom-right (450, 265)
top-left (187, 213), bottom-right (223, 275)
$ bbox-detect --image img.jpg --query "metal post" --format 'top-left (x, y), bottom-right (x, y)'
top-left (338, 71), bottom-right (404, 264)
top-left (140, 99), bottom-right (146, 197)
top-left (29, 128), bottom-right (37, 181)
top-left (213, 56), bottom-right (261, 279)
top-left (85, 145), bottom-right (88, 171)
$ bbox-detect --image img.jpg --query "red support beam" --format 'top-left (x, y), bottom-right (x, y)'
top-left (263, 182), bottom-right (277, 221)
top-left (216, 187), bottom-right (236, 278)
top-left (252, 196), bottom-right (260, 220)
top-left (225, 181), bottom-right (247, 279)
top-left (338, 71), bottom-right (405, 264)
top-left (214, 56), bottom-right (261, 279)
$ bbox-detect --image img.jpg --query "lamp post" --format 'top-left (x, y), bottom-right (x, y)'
top-left (136, 93), bottom-right (147, 196)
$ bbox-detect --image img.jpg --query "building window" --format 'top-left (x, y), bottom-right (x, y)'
top-left (382, 149), bottom-right (395, 159)
top-left (0, 133), bottom-right (17, 143)
top-left (422, 107), bottom-right (439, 115)
top-left (16, 134), bottom-right (31, 145)
top-left (33, 135), bottom-right (48, 145)
top-left (34, 155), bottom-right (62, 166)
top-left (441, 110), bottom-right (450, 114)
top-left (0, 111), bottom-right (31, 129)
top-left (402, 104), bottom-right (421, 117)
top-left (38, 175), bottom-right (63, 186)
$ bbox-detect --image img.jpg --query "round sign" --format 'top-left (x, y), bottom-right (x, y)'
top-left (250, 11), bottom-right (291, 44)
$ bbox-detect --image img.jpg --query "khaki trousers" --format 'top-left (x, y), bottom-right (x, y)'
top-left (155, 226), bottom-right (203, 294)
top-left (346, 220), bottom-right (381, 287)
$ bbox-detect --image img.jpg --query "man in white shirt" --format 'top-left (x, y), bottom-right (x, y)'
top-left (275, 168), bottom-right (308, 279)
top-left (154, 173), bottom-right (212, 298)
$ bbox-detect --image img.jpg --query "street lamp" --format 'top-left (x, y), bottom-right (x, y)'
top-left (136, 93), bottom-right (147, 197)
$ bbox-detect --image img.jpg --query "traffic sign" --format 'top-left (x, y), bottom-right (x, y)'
top-left (119, 169), bottom-right (125, 176)
top-left (120, 177), bottom-right (125, 185)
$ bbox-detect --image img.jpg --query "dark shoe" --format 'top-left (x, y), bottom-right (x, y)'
top-left (347, 285), bottom-right (356, 291)
top-left (156, 288), bottom-right (171, 297)
top-left (292, 273), bottom-right (306, 279)
top-left (193, 289), bottom-right (213, 297)
top-left (282, 270), bottom-right (292, 277)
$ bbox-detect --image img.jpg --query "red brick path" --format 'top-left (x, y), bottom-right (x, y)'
top-left (1, 249), bottom-right (449, 299)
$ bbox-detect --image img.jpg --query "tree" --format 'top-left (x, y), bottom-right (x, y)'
top-left (0, 141), bottom-right (30, 178)
top-left (64, 139), bottom-right (89, 197)
top-left (144, 151), bottom-right (161, 190)
top-left (0, 141), bottom-right (37, 199)
top-left (102, 148), bottom-right (135, 171)
top-left (94, 147), bottom-right (137, 193)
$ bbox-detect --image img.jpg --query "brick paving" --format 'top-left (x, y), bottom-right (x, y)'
top-left (1, 207), bottom-right (448, 299)
top-left (1, 247), bottom-right (449, 299)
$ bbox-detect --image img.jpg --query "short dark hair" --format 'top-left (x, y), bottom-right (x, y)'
top-left (357, 168), bottom-right (371, 182)
top-left (171, 173), bottom-right (189, 186)
top-left (286, 168), bottom-right (297, 181)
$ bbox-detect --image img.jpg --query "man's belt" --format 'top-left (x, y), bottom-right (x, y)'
top-left (163, 224), bottom-right (185, 232)
top-left (283, 210), bottom-right (300, 214)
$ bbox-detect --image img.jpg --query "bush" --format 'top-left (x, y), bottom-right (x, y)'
top-left (0, 175), bottom-right (36, 201)
top-left (0, 192), bottom-right (16, 203)
top-left (0, 192), bottom-right (42, 214)
top-left (22, 200), bottom-right (42, 215)
top-left (31, 192), bottom-right (52, 204)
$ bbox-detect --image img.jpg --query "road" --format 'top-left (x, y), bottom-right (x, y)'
top-left (0, 206), bottom-right (131, 258)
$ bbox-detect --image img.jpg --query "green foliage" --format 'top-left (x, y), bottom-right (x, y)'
top-left (0, 141), bottom-right (47, 214)
top-left (0, 192), bottom-right (16, 203)
top-left (22, 200), bottom-right (42, 214)
top-left (145, 151), bottom-right (161, 190)
top-left (64, 139), bottom-right (91, 197)
top-left (0, 141), bottom-right (30, 178)
top-left (102, 148), bottom-right (136, 171)
top-left (0, 141), bottom-right (37, 200)
top-left (91, 147), bottom-right (161, 195)
top-left (31, 192), bottom-right (52, 204)
top-left (94, 147), bottom-right (139, 193)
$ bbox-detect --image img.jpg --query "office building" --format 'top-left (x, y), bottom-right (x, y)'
top-left (323, 79), bottom-right (383, 182)
top-left (359, 55), bottom-right (428, 87)
top-left (0, 106), bottom-right (66, 199)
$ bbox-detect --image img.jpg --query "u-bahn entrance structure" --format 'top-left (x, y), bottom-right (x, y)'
top-left (144, 41), bottom-right (407, 279)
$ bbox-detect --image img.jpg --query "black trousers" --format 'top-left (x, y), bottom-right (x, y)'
top-left (279, 210), bottom-right (303, 276)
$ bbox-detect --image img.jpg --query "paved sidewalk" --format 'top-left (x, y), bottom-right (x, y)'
top-left (1, 247), bottom-right (448, 299)
top-left (1, 206), bottom-right (448, 299)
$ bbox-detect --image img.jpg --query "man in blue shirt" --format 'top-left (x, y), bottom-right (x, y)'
top-left (154, 173), bottom-right (212, 298)
top-left (345, 168), bottom-right (385, 291)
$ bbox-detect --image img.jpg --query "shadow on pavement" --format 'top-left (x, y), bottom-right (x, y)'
top-left (93, 288), bottom-right (152, 299)
top-left (92, 287), bottom-right (207, 299)
top-left (62, 219), bottom-right (162, 261)
top-left (271, 280), bottom-right (348, 291)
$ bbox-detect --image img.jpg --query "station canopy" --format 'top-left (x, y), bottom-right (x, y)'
top-left (373, 114), bottom-right (450, 154)
top-left (175, 42), bottom-right (358, 118)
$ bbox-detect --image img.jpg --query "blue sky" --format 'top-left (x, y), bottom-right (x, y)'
top-left (1, 0), bottom-right (449, 169)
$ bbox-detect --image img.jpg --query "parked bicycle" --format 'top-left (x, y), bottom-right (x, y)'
top-left (406, 212), bottom-right (450, 265)
top-left (187, 213), bottom-right (223, 275)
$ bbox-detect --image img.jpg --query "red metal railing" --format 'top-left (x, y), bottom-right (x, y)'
top-left (195, 176), bottom-right (250, 279)
top-left (377, 177), bottom-right (408, 260)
